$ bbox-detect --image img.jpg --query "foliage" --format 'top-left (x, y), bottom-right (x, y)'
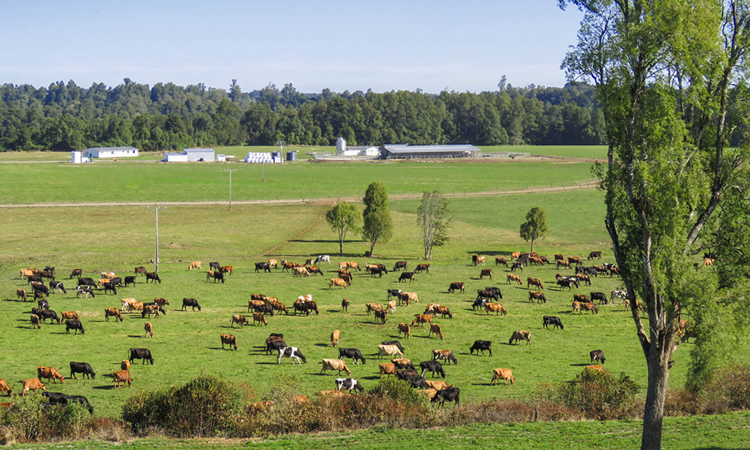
top-left (519, 206), bottom-right (548, 253)
top-left (697, 364), bottom-right (750, 414)
top-left (0, 394), bottom-right (93, 443)
top-left (325, 201), bottom-right (361, 255)
top-left (416, 191), bottom-right (451, 259)
top-left (362, 182), bottom-right (393, 255)
top-left (556, 369), bottom-right (640, 420)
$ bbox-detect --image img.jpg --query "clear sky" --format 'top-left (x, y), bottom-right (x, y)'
top-left (1, 0), bottom-right (584, 93)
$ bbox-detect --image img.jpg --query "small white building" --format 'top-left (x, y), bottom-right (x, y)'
top-left (335, 137), bottom-right (380, 157)
top-left (163, 148), bottom-right (216, 162)
top-left (82, 146), bottom-right (139, 159)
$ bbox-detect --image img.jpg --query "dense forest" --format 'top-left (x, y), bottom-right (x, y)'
top-left (0, 79), bottom-right (610, 151)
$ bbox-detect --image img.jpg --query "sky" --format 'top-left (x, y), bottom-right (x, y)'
top-left (0, 0), bottom-right (585, 94)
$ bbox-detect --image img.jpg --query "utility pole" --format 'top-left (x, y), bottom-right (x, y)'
top-left (146, 205), bottom-right (166, 272)
top-left (224, 169), bottom-right (237, 210)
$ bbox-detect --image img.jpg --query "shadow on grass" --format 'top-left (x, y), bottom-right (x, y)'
top-left (127, 335), bottom-right (145, 338)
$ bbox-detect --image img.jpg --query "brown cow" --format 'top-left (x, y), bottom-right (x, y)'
top-left (0, 379), bottom-right (11, 396)
top-left (479, 269), bottom-right (493, 280)
top-left (509, 330), bottom-right (531, 345)
top-left (398, 292), bottom-right (419, 305)
top-left (581, 303), bottom-right (599, 314)
top-left (527, 277), bottom-right (544, 290)
top-left (21, 378), bottom-right (46, 395)
top-left (329, 278), bottom-right (349, 289)
top-left (105, 308), bottom-right (123, 322)
top-left (30, 314), bottom-right (41, 329)
top-left (144, 322), bottom-right (154, 338)
top-left (221, 333), bottom-right (238, 350)
top-left (507, 274), bottom-right (523, 285)
top-left (331, 330), bottom-right (340, 347)
top-left (379, 363), bottom-right (397, 377)
top-left (16, 289), bottom-right (27, 301)
top-left (556, 259), bottom-right (572, 269)
top-left (429, 323), bottom-right (444, 340)
top-left (484, 303), bottom-right (507, 316)
top-left (412, 314), bottom-right (433, 327)
top-left (188, 261), bottom-right (202, 271)
top-left (398, 323), bottom-right (411, 339)
top-left (495, 257), bottom-right (508, 267)
top-left (365, 303), bottom-right (383, 315)
top-left (60, 311), bottom-right (79, 321)
top-left (221, 265), bottom-right (234, 275)
top-left (37, 366), bottom-right (65, 384)
top-left (510, 252), bottom-right (521, 260)
top-left (267, 259), bottom-right (278, 269)
top-left (473, 255), bottom-right (486, 266)
top-left (231, 315), bottom-right (249, 327)
top-left (253, 312), bottom-right (268, 326)
top-left (572, 301), bottom-right (581, 313)
top-left (491, 368), bottom-right (515, 385)
top-left (112, 370), bottom-right (132, 388)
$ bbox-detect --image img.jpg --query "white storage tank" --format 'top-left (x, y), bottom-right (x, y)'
top-left (336, 137), bottom-right (346, 155)
top-left (71, 151), bottom-right (82, 164)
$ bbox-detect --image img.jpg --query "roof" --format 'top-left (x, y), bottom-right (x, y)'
top-left (184, 148), bottom-right (215, 153)
top-left (84, 146), bottom-right (139, 151)
top-left (382, 144), bottom-right (480, 154)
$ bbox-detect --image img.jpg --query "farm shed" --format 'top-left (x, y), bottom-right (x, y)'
top-left (381, 144), bottom-right (480, 160)
top-left (82, 146), bottom-right (139, 159)
top-left (163, 148), bottom-right (216, 162)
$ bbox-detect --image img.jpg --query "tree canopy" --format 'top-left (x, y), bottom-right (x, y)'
top-left (519, 207), bottom-right (548, 253)
top-left (362, 182), bottom-right (392, 256)
top-left (417, 191), bottom-right (451, 260)
top-left (325, 202), bottom-right (361, 256)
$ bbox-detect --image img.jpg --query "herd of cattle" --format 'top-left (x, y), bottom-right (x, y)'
top-left (7, 249), bottom-right (650, 414)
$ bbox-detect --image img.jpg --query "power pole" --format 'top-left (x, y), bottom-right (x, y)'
top-left (224, 169), bottom-right (237, 210)
top-left (146, 205), bottom-right (166, 272)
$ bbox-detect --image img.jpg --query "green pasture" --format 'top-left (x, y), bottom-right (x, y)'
top-left (481, 145), bottom-right (608, 159)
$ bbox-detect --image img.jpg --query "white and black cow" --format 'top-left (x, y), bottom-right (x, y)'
top-left (590, 349), bottom-right (606, 364)
top-left (315, 255), bottom-right (331, 264)
top-left (335, 378), bottom-right (363, 393)
top-left (76, 285), bottom-right (95, 298)
top-left (49, 281), bottom-right (67, 294)
top-left (338, 348), bottom-right (367, 365)
top-left (277, 346), bottom-right (307, 364)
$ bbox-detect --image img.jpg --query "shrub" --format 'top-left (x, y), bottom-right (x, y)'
top-left (555, 369), bottom-right (640, 420)
top-left (0, 394), bottom-right (93, 443)
top-left (698, 364), bottom-right (750, 414)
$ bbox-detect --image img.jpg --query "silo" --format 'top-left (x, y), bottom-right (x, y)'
top-left (336, 137), bottom-right (346, 154)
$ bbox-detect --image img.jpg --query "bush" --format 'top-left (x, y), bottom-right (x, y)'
top-left (556, 369), bottom-right (640, 420)
top-left (698, 364), bottom-right (750, 414)
top-left (0, 394), bottom-right (93, 443)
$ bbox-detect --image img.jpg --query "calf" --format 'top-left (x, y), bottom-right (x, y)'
top-left (335, 378), bottom-right (364, 393)
top-left (491, 368), bottom-right (515, 385)
top-left (509, 330), bottom-right (531, 345)
top-left (429, 323), bottom-right (444, 340)
top-left (144, 322), bottom-right (154, 338)
top-left (69, 362), bottom-right (96, 380)
top-left (182, 298), bottom-right (202, 311)
top-left (542, 316), bottom-right (564, 330)
top-left (431, 387), bottom-right (460, 407)
top-left (470, 340), bottom-right (492, 356)
top-left (65, 320), bottom-right (85, 335)
top-left (338, 348), bottom-right (366, 365)
top-left (420, 360), bottom-right (446, 379)
top-left (590, 349), bottom-right (606, 364)
top-left (129, 348), bottom-right (154, 365)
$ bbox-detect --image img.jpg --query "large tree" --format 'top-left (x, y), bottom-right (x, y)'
top-left (417, 191), bottom-right (451, 260)
top-left (519, 206), bottom-right (548, 253)
top-left (362, 182), bottom-right (393, 256)
top-left (325, 202), bottom-right (361, 256)
top-left (560, 1), bottom-right (750, 449)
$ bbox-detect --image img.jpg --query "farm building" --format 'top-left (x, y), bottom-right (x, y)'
top-left (335, 138), bottom-right (380, 157)
top-left (82, 146), bottom-right (139, 159)
top-left (381, 144), bottom-right (481, 159)
top-left (163, 148), bottom-right (216, 162)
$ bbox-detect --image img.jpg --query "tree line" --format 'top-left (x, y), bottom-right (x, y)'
top-left (0, 78), bottom-right (611, 151)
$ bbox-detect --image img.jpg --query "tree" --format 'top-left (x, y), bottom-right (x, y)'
top-left (362, 182), bottom-right (393, 256)
top-left (417, 191), bottom-right (450, 260)
top-left (560, 1), bottom-right (750, 448)
top-left (519, 207), bottom-right (548, 253)
top-left (325, 202), bottom-right (361, 256)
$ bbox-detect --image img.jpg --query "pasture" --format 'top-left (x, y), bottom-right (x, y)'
top-left (0, 153), bottom-right (746, 426)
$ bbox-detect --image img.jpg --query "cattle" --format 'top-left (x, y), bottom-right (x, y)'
top-left (412, 314), bottom-right (433, 327)
top-left (104, 308), bottom-right (123, 322)
top-left (432, 349), bottom-right (458, 365)
top-left (188, 261), bottom-right (202, 271)
top-left (470, 340), bottom-right (492, 356)
top-left (431, 387), bottom-right (460, 407)
top-left (556, 259), bottom-right (573, 269)
top-left (220, 333), bottom-right (238, 350)
top-left (101, 272), bottom-right (116, 280)
top-left (339, 298), bottom-right (349, 313)
top-left (154, 297), bottom-right (170, 308)
top-left (30, 314), bottom-right (41, 329)
top-left (395, 368), bottom-right (420, 381)
top-left (584, 365), bottom-right (605, 374)
top-left (472, 297), bottom-right (488, 311)
top-left (69, 362), bottom-right (96, 380)
top-left (293, 300), bottom-right (319, 315)
top-left (434, 305), bottom-right (453, 319)
top-left (543, 316), bottom-right (564, 330)
top-left (391, 358), bottom-right (414, 370)
top-left (557, 278), bottom-right (579, 291)
top-left (387, 300), bottom-right (397, 314)
top-left (420, 360), bottom-right (446, 379)
top-left (277, 346), bottom-right (307, 364)
top-left (182, 298), bottom-right (201, 311)
top-left (141, 305), bottom-right (162, 319)
top-left (588, 251), bottom-right (602, 260)
top-left (206, 262), bottom-right (219, 271)
top-left (574, 294), bottom-right (589, 303)
top-left (393, 261), bottom-right (407, 272)
top-left (32, 283), bottom-right (50, 297)
top-left (379, 363), bottom-right (397, 377)
top-left (527, 277), bottom-right (544, 290)
top-left (428, 323), bottom-right (444, 340)
top-left (528, 291), bottom-right (547, 303)
top-left (37, 309), bottom-right (60, 324)
top-left (230, 315), bottom-right (249, 327)
top-left (590, 349), bottom-right (606, 364)
top-left (473, 255), bottom-right (486, 266)
top-left (591, 292), bottom-right (608, 304)
top-left (510, 262), bottom-right (524, 272)
top-left (255, 262), bottom-right (271, 273)
top-left (397, 292), bottom-right (418, 306)
top-left (335, 378), bottom-right (364, 393)
top-left (100, 282), bottom-right (117, 295)
top-left (575, 273), bottom-right (592, 286)
top-left (365, 303), bottom-right (383, 315)
top-left (145, 272), bottom-right (161, 284)
top-left (447, 282), bottom-right (465, 294)
top-left (49, 281), bottom-right (66, 294)
top-left (65, 320), bottom-right (85, 335)
top-left (293, 266), bottom-right (310, 277)
top-left (21, 378), bottom-right (46, 396)
top-left (495, 257), bottom-right (508, 267)
top-left (338, 348), bottom-right (366, 365)
top-left (69, 268), bottom-right (83, 279)
top-left (144, 322), bottom-right (154, 338)
top-left (387, 289), bottom-right (402, 300)
top-left (266, 337), bottom-right (287, 355)
top-left (415, 263), bottom-right (430, 273)
top-left (424, 381), bottom-right (452, 393)
top-left (509, 330), bottom-right (532, 345)
top-left (330, 329), bottom-right (341, 347)
top-left (315, 255), bottom-right (331, 264)
top-left (221, 265), bottom-right (234, 275)
top-left (16, 288), bottom-right (27, 302)
top-left (126, 301), bottom-right (144, 313)
top-left (382, 340), bottom-right (406, 354)
top-left (491, 368), bottom-right (515, 385)
top-left (42, 392), bottom-right (94, 415)
top-left (398, 272), bottom-right (416, 283)
top-left (252, 312), bottom-right (268, 327)
top-left (329, 278), bottom-right (349, 289)
top-left (120, 360), bottom-right (130, 371)
top-left (568, 256), bottom-right (583, 266)
top-left (510, 251), bottom-right (521, 260)
top-left (119, 275), bottom-right (136, 288)
top-left (266, 259), bottom-right (278, 269)
top-left (484, 303), bottom-right (507, 316)
top-left (0, 380), bottom-right (11, 396)
top-left (37, 366), bottom-right (65, 384)
top-left (609, 266), bottom-right (621, 277)
top-left (374, 310), bottom-right (388, 324)
top-left (610, 290), bottom-right (628, 304)
top-left (476, 269), bottom-right (492, 281)
top-left (129, 348), bottom-right (154, 365)
top-left (479, 287), bottom-right (503, 300)
top-left (37, 299), bottom-right (49, 310)
top-left (320, 359), bottom-right (352, 376)
top-left (377, 344), bottom-right (404, 359)
top-left (113, 370), bottom-right (132, 388)
top-left (507, 274), bottom-right (523, 285)
top-left (306, 266), bottom-right (324, 277)
top-left (60, 311), bottom-right (79, 321)
top-left (581, 302), bottom-right (599, 314)
top-left (398, 323), bottom-right (411, 339)
top-left (76, 285), bottom-right (95, 298)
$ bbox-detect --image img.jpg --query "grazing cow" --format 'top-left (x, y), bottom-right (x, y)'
top-left (21, 378), bottom-right (46, 396)
top-left (42, 392), bottom-right (94, 415)
top-left (482, 286), bottom-right (504, 300)
top-left (141, 305), bottom-right (162, 319)
top-left (387, 300), bottom-right (397, 314)
top-left (255, 262), bottom-right (271, 273)
top-left (379, 363), bottom-right (397, 377)
top-left (382, 340), bottom-right (406, 354)
top-left (338, 348), bottom-right (366, 365)
top-left (484, 303), bottom-right (507, 316)
top-left (588, 251), bottom-right (602, 260)
top-left (591, 292), bottom-right (608, 304)
top-left (510, 262), bottom-right (524, 272)
top-left (391, 358), bottom-right (414, 370)
top-left (509, 330), bottom-right (532, 345)
top-left (377, 344), bottom-right (404, 359)
top-left (134, 266), bottom-right (147, 276)
top-left (277, 346), bottom-right (307, 364)
top-left (435, 305), bottom-right (453, 319)
top-left (572, 301), bottom-right (581, 314)
top-left (220, 334), bottom-right (238, 350)
top-left (429, 323), bottom-right (444, 340)
top-left (609, 266), bottom-right (621, 277)
top-left (70, 268), bottom-right (83, 279)
top-left (49, 281), bottom-right (66, 294)
top-left (568, 256), bottom-right (583, 266)
top-left (221, 265), bottom-right (234, 275)
top-left (336, 378), bottom-right (364, 393)
top-left (557, 277), bottom-right (579, 290)
top-left (188, 261), bottom-right (202, 271)
top-left (266, 337), bottom-right (287, 355)
top-left (397, 292), bottom-right (418, 306)
top-left (181, 298), bottom-right (201, 311)
top-left (320, 359), bottom-right (352, 376)
top-left (543, 316), bottom-right (564, 330)
top-left (507, 274), bottom-right (523, 285)
top-left (374, 310), bottom-right (388, 324)
top-left (65, 320), bottom-right (85, 335)
top-left (231, 315), bottom-right (249, 327)
top-left (581, 303), bottom-right (599, 314)
top-left (129, 348), bottom-right (154, 365)
top-left (432, 349), bottom-right (458, 365)
top-left (611, 289), bottom-right (628, 304)
top-left (399, 272), bottom-right (416, 283)
top-left (431, 387), bottom-right (460, 407)
top-left (144, 322), bottom-right (154, 338)
top-left (37, 366), bottom-right (65, 384)
top-left (574, 294), bottom-right (590, 303)
top-left (208, 262), bottom-right (220, 271)
top-left (253, 312), bottom-right (268, 326)
top-left (411, 314), bottom-right (433, 327)
top-left (556, 259), bottom-right (573, 269)
top-left (491, 368), bottom-right (515, 385)
top-left (331, 329), bottom-right (340, 347)
top-left (123, 276), bottom-right (137, 287)
top-left (478, 268), bottom-right (493, 280)
top-left (529, 291), bottom-right (547, 303)
top-left (112, 370), bottom-right (132, 388)
top-left (329, 278), bottom-right (349, 289)
top-left (472, 297), bottom-right (488, 311)
top-left (102, 282), bottom-right (117, 295)
top-left (495, 257), bottom-right (508, 267)
top-left (590, 350), bottom-right (606, 364)
top-left (145, 272), bottom-right (161, 284)
top-left (415, 263), bottom-right (430, 273)
top-left (69, 362), bottom-right (96, 380)
top-left (448, 282), bottom-right (465, 293)
top-left (387, 289), bottom-right (402, 300)
top-left (424, 381), bottom-right (452, 393)
top-left (341, 298), bottom-right (350, 312)
top-left (60, 311), bottom-right (79, 321)
top-left (37, 299), bottom-right (49, 310)
top-left (527, 277), bottom-right (544, 290)
top-left (420, 360), bottom-right (446, 378)
top-left (576, 274), bottom-right (592, 286)
top-left (470, 340), bottom-right (492, 356)
top-left (315, 255), bottom-right (331, 264)
top-left (0, 380), bottom-right (11, 396)
top-left (393, 261), bottom-right (408, 272)
top-left (293, 266), bottom-right (310, 277)
top-left (473, 255), bottom-right (486, 266)
top-left (365, 303), bottom-right (383, 315)
top-left (76, 285), bottom-right (95, 298)
top-left (104, 308), bottom-right (123, 322)
top-left (30, 314), bottom-right (41, 329)
top-left (398, 323), bottom-right (411, 339)
top-left (293, 300), bottom-right (319, 315)
top-left (16, 288), bottom-right (27, 302)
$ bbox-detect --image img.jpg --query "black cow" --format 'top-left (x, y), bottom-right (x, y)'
top-left (265, 338), bottom-right (287, 355)
top-left (43, 392), bottom-right (94, 415)
top-left (37, 299), bottom-right (49, 310)
top-left (65, 320), bottom-right (85, 335)
top-left (335, 378), bottom-right (364, 393)
top-left (254, 304), bottom-right (274, 316)
top-left (293, 302), bottom-right (318, 316)
top-left (145, 272), bottom-right (161, 284)
top-left (338, 348), bottom-right (366, 365)
top-left (32, 283), bottom-right (50, 297)
top-left (381, 340), bottom-right (405, 354)
top-left (472, 297), bottom-right (488, 310)
top-left (406, 375), bottom-right (429, 389)
top-left (370, 266), bottom-right (387, 277)
top-left (49, 281), bottom-right (66, 294)
top-left (69, 268), bottom-right (83, 279)
top-left (477, 289), bottom-right (500, 302)
top-left (103, 282), bottom-right (117, 295)
top-left (109, 277), bottom-right (123, 287)
top-left (395, 369), bottom-right (419, 380)
top-left (255, 262), bottom-right (271, 273)
top-left (393, 261), bottom-right (407, 272)
top-left (588, 251), bottom-right (602, 260)
top-left (485, 287), bottom-right (503, 299)
top-left (181, 298), bottom-right (201, 311)
top-left (543, 316), bottom-right (564, 330)
top-left (419, 360), bottom-right (446, 379)
top-left (557, 278), bottom-right (579, 290)
top-left (209, 262), bottom-right (220, 271)
top-left (387, 289), bottom-right (402, 300)
top-left (38, 309), bottom-right (60, 324)
top-left (469, 340), bottom-right (492, 356)
top-left (76, 285), bottom-right (95, 298)
top-left (124, 276), bottom-right (136, 287)
top-left (448, 282), bottom-right (465, 293)
top-left (77, 277), bottom-right (97, 288)
top-left (69, 362), bottom-right (96, 380)
top-left (431, 387), bottom-right (460, 407)
top-left (129, 348), bottom-right (154, 365)
top-left (590, 349), bottom-right (606, 364)
top-left (40, 270), bottom-right (55, 281)
top-left (576, 266), bottom-right (599, 276)
top-left (591, 292), bottom-right (608, 304)
top-left (398, 272), bottom-right (416, 283)
top-left (43, 266), bottom-right (56, 276)
top-left (341, 298), bottom-right (349, 311)
top-left (510, 262), bottom-right (523, 272)
top-left (209, 271), bottom-right (224, 283)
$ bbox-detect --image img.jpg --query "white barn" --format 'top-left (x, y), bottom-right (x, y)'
top-left (163, 148), bottom-right (216, 162)
top-left (82, 146), bottom-right (139, 159)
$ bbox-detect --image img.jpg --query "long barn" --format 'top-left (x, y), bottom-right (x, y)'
top-left (381, 144), bottom-right (480, 160)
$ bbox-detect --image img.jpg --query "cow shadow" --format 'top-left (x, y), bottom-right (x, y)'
top-left (92, 385), bottom-right (116, 390)
top-left (127, 335), bottom-right (146, 339)
top-left (313, 343), bottom-right (330, 348)
top-left (255, 362), bottom-right (279, 365)
top-left (326, 309), bottom-right (341, 313)
top-left (361, 375), bottom-right (381, 381)
top-left (570, 363), bottom-right (591, 367)
top-left (206, 347), bottom-right (228, 351)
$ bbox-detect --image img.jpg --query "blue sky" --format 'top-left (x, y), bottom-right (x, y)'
top-left (1, 1), bottom-right (584, 93)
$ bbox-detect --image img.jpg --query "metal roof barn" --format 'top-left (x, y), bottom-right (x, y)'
top-left (381, 144), bottom-right (480, 159)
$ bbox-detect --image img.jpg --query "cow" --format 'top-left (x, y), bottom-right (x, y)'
top-left (365, 303), bottom-right (383, 315)
top-left (0, 380), bottom-right (11, 396)
top-left (221, 265), bottom-right (234, 275)
top-left (431, 387), bottom-right (460, 407)
top-left (341, 298), bottom-right (349, 312)
top-left (393, 261), bottom-right (408, 272)
top-left (581, 303), bottom-right (599, 314)
top-left (188, 261), bottom-right (202, 271)
top-left (30, 314), bottom-right (41, 329)
top-left (104, 308), bottom-right (123, 322)
top-left (143, 322), bottom-right (154, 338)
top-left (412, 314), bottom-right (433, 327)
top-left (65, 320), bottom-right (85, 335)
top-left (129, 348), bottom-right (154, 365)
top-left (484, 303), bottom-right (507, 316)
top-left (509, 330), bottom-right (532, 345)
top-left (37, 366), bottom-right (65, 384)
top-left (574, 294), bottom-right (590, 303)
top-left (329, 278), bottom-right (349, 289)
top-left (293, 266), bottom-right (310, 277)
top-left (479, 268), bottom-right (493, 280)
top-left (434, 305), bottom-right (453, 319)
top-left (252, 312), bottom-right (268, 327)
top-left (374, 310), bottom-right (388, 324)
top-left (432, 349), bottom-right (458, 365)
top-left (49, 281), bottom-right (66, 294)
top-left (611, 289), bottom-right (629, 304)
top-left (69, 362), bottom-right (96, 380)
top-left (473, 255), bottom-right (486, 266)
top-left (543, 316), bottom-right (564, 330)
top-left (491, 368), bottom-right (515, 385)
top-left (120, 276), bottom-right (136, 288)
top-left (590, 349), bottom-right (606, 364)
top-left (60, 311), bottom-right (79, 321)
top-left (306, 266), bottom-right (324, 277)
top-left (382, 340), bottom-right (406, 354)
top-left (495, 257), bottom-right (508, 267)
top-left (42, 392), bottom-right (94, 415)
top-left (266, 259), bottom-right (278, 269)
top-left (379, 363), bottom-right (397, 377)
top-left (181, 298), bottom-right (201, 311)
top-left (387, 289), bottom-right (402, 300)
top-left (397, 292), bottom-right (418, 306)
top-left (255, 262), bottom-right (271, 273)
top-left (470, 340), bottom-right (492, 356)
top-left (266, 337), bottom-right (287, 355)
top-left (427, 323), bottom-right (444, 340)
top-left (21, 378), bottom-right (46, 396)
top-left (320, 359), bottom-right (352, 376)
top-left (207, 262), bottom-right (220, 271)
top-left (387, 300), bottom-right (397, 314)
top-left (377, 344), bottom-right (404, 359)
top-left (398, 323), bottom-right (411, 339)
top-left (398, 272), bottom-right (416, 283)
top-left (277, 346), bottom-right (307, 364)
top-left (588, 251), bottom-right (602, 260)
top-left (591, 292), bottom-right (608, 304)
top-left (510, 262), bottom-right (524, 272)
top-left (390, 358), bottom-right (414, 370)
top-left (331, 329), bottom-right (340, 347)
top-left (220, 333), bottom-right (238, 350)
top-left (335, 378), bottom-right (364, 393)
top-left (231, 315), bottom-right (249, 327)
top-left (481, 287), bottom-right (503, 300)
top-left (472, 297), bottom-right (488, 311)
top-left (507, 274), bottom-right (523, 285)
top-left (556, 259), bottom-right (573, 270)
top-left (145, 272), bottom-right (161, 284)
top-left (37, 309), bottom-right (60, 324)
top-left (293, 300), bottom-right (319, 315)
top-left (557, 277), bottom-right (579, 290)
top-left (576, 273), bottom-right (592, 286)
top-left (568, 256), bottom-right (583, 266)
top-left (37, 299), bottom-right (49, 310)
top-left (415, 263), bottom-right (430, 273)
top-left (527, 277), bottom-right (544, 290)
top-left (315, 255), bottom-right (331, 264)
top-left (529, 291), bottom-right (547, 303)
top-left (338, 348), bottom-right (366, 365)
top-left (142, 304), bottom-right (162, 319)
top-left (76, 285), bottom-right (95, 298)
top-left (448, 282), bottom-right (465, 293)
top-left (16, 288), bottom-right (27, 302)
top-left (420, 360), bottom-right (446, 379)
top-left (69, 268), bottom-right (83, 279)
top-left (112, 370), bottom-right (132, 388)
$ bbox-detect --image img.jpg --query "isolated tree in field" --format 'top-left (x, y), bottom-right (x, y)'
top-left (519, 207), bottom-right (548, 253)
top-left (560, 1), bottom-right (750, 448)
top-left (362, 182), bottom-right (393, 256)
top-left (417, 191), bottom-right (451, 260)
top-left (326, 202), bottom-right (361, 256)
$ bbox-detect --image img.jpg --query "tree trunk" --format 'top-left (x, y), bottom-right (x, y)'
top-left (339, 237), bottom-right (344, 256)
top-left (369, 241), bottom-right (376, 256)
top-left (641, 344), bottom-right (671, 449)
top-left (530, 236), bottom-right (535, 254)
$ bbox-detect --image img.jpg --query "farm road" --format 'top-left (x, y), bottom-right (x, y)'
top-left (0, 181), bottom-right (599, 209)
